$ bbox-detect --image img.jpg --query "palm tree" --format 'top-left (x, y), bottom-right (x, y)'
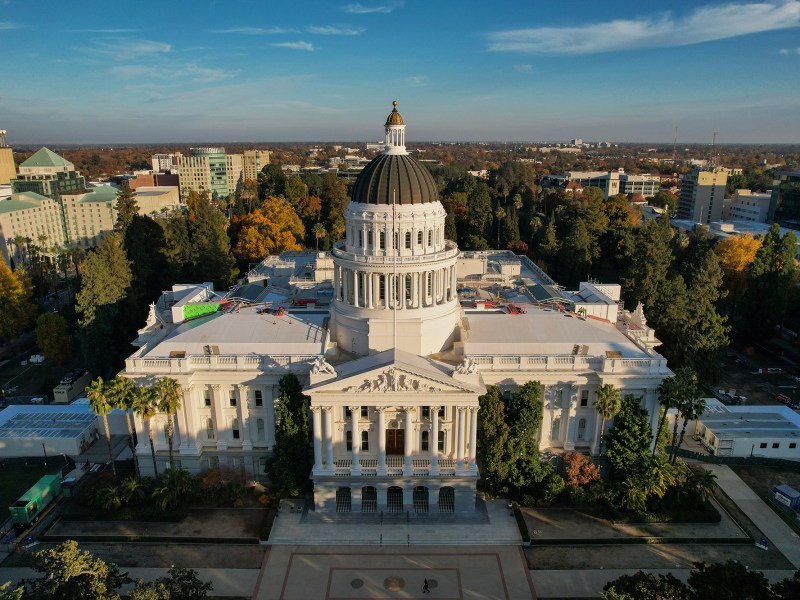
top-left (673, 394), bottom-right (706, 464)
top-left (595, 383), bottom-right (622, 458)
top-left (132, 385), bottom-right (159, 478)
top-left (666, 367), bottom-right (700, 462)
top-left (153, 377), bottom-right (183, 468)
top-left (86, 377), bottom-right (117, 476)
top-left (312, 223), bottom-right (327, 251)
top-left (653, 374), bottom-right (680, 457)
top-left (495, 206), bottom-right (506, 248)
top-left (107, 376), bottom-right (140, 477)
top-left (684, 466), bottom-right (717, 506)
top-left (118, 476), bottom-right (152, 505)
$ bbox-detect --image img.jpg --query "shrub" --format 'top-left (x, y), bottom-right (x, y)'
top-left (563, 452), bottom-right (601, 488)
top-left (197, 467), bottom-right (246, 506)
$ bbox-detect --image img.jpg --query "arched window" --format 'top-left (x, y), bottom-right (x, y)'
top-left (577, 418), bottom-right (586, 441)
top-left (256, 418), bottom-right (265, 442)
top-left (405, 231), bottom-right (411, 248)
top-left (361, 430), bottom-right (369, 451)
top-left (206, 418), bottom-right (215, 440)
top-left (550, 417), bottom-right (561, 440)
top-left (417, 231), bottom-right (423, 245)
top-left (232, 418), bottom-right (240, 440)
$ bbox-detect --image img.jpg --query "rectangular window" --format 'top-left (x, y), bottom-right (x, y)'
top-left (422, 406), bottom-right (430, 419)
top-left (346, 430), bottom-right (352, 451)
top-left (760, 442), bottom-right (767, 449)
top-left (206, 418), bottom-right (215, 440)
top-left (772, 443), bottom-right (780, 449)
top-left (367, 230), bottom-right (373, 246)
top-left (361, 406), bottom-right (368, 418)
top-left (437, 431), bottom-right (444, 452)
top-left (254, 390), bottom-right (263, 407)
top-left (361, 430), bottom-right (369, 451)
top-left (580, 390), bottom-right (589, 407)
top-left (421, 431), bottom-right (429, 451)
top-left (555, 389), bottom-right (564, 408)
top-left (345, 407), bottom-right (351, 418)
top-left (790, 443), bottom-right (797, 449)
top-left (204, 395), bottom-right (211, 407)
top-left (379, 231), bottom-right (385, 249)
top-left (229, 395), bottom-right (237, 407)
top-left (232, 419), bottom-right (240, 439)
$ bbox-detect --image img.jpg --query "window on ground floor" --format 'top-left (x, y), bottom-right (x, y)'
top-left (346, 430), bottom-right (352, 452)
top-left (550, 417), bottom-right (561, 440)
top-left (421, 430), bottom-right (429, 452)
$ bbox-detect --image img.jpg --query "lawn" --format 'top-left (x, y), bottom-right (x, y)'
top-left (0, 463), bottom-right (62, 513)
top-left (731, 464), bottom-right (800, 535)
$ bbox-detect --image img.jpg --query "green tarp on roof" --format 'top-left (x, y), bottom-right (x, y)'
top-left (19, 147), bottom-right (73, 168)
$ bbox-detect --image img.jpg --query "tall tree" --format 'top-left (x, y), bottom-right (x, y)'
top-left (184, 190), bottom-right (237, 287)
top-left (537, 219), bottom-right (561, 273)
top-left (664, 367), bottom-right (700, 463)
top-left (604, 395), bottom-right (652, 481)
top-left (75, 234), bottom-right (132, 376)
top-left (35, 313), bottom-right (73, 365)
top-left (505, 382), bottom-right (545, 490)
top-left (672, 387), bottom-right (705, 464)
top-left (113, 181), bottom-right (139, 234)
top-left (107, 376), bottom-right (140, 477)
top-left (595, 384), bottom-right (622, 458)
top-left (152, 377), bottom-right (183, 468)
top-left (0, 262), bottom-right (37, 338)
top-left (477, 386), bottom-right (511, 490)
top-left (742, 223), bottom-right (798, 340)
top-left (688, 561), bottom-right (772, 600)
top-left (622, 215), bottom-right (674, 313)
top-left (266, 374), bottom-right (311, 495)
top-left (233, 196), bottom-right (305, 261)
top-left (714, 234), bottom-right (761, 309)
top-left (132, 385), bottom-right (159, 478)
top-left (312, 223), bottom-right (327, 251)
top-left (130, 566), bottom-right (213, 600)
top-left (86, 377), bottom-right (117, 476)
top-left (602, 571), bottom-right (688, 600)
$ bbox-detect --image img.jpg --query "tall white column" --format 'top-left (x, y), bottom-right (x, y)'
top-left (377, 407), bottom-right (387, 475)
top-left (430, 405), bottom-right (439, 475)
top-left (211, 385), bottom-right (227, 451)
top-left (350, 406), bottom-right (361, 475)
top-left (469, 407), bottom-right (478, 472)
top-left (383, 274), bottom-right (390, 310)
top-left (237, 384), bottom-right (252, 451)
top-left (353, 270), bottom-right (359, 308)
top-left (456, 407), bottom-right (465, 472)
top-left (403, 407), bottom-right (413, 475)
top-left (179, 386), bottom-right (195, 451)
top-left (312, 407), bottom-right (322, 473)
top-left (324, 407), bottom-right (334, 472)
top-left (334, 266), bottom-right (340, 301)
top-left (265, 385), bottom-right (276, 449)
top-left (367, 272), bottom-right (373, 308)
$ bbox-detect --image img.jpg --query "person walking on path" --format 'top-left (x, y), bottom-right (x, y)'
top-left (423, 578), bottom-right (430, 594)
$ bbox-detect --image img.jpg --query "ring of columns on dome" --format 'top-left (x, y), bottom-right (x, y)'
top-left (310, 404), bottom-right (479, 477)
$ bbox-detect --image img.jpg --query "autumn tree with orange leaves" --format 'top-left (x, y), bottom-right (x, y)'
top-left (234, 196), bottom-right (305, 262)
top-left (714, 234), bottom-right (761, 304)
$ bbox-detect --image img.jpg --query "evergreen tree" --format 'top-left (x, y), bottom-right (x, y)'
top-left (266, 374), bottom-right (312, 496)
top-left (622, 215), bottom-right (674, 313)
top-left (505, 382), bottom-right (545, 489)
top-left (688, 561), bottom-right (772, 600)
top-left (75, 234), bottom-right (133, 376)
top-left (604, 395), bottom-right (652, 481)
top-left (113, 181), bottom-right (138, 234)
top-left (742, 223), bottom-right (798, 340)
top-left (478, 386), bottom-right (511, 490)
top-left (185, 190), bottom-right (237, 288)
top-left (602, 571), bottom-right (688, 600)
top-left (538, 219), bottom-right (560, 274)
top-left (559, 219), bottom-right (593, 287)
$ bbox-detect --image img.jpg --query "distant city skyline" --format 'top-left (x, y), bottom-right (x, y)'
top-left (1, 0), bottom-right (799, 144)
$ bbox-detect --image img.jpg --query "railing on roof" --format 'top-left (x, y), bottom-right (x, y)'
top-left (125, 353), bottom-right (319, 374)
top-left (468, 354), bottom-right (668, 374)
top-left (331, 240), bottom-right (459, 265)
top-left (517, 255), bottom-right (560, 287)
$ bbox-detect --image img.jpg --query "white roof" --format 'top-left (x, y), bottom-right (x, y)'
top-left (0, 403), bottom-right (97, 440)
top-left (464, 308), bottom-right (648, 358)
top-left (698, 404), bottom-right (800, 440)
top-left (144, 306), bottom-right (326, 357)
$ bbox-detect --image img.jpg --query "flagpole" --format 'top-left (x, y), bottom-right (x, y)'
top-left (392, 189), bottom-right (397, 363)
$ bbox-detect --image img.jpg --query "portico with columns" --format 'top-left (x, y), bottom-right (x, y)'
top-left (306, 348), bottom-right (483, 514)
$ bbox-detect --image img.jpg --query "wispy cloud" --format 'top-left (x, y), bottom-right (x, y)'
top-left (779, 47), bottom-right (800, 54)
top-left (88, 39), bottom-right (172, 60)
top-left (69, 28), bottom-right (139, 33)
top-left (514, 64), bottom-right (533, 73)
top-left (0, 21), bottom-right (20, 30)
top-left (211, 26), bottom-right (295, 35)
top-left (488, 1), bottom-right (800, 55)
top-left (307, 25), bottom-right (364, 35)
top-left (272, 41), bottom-right (314, 51)
top-left (111, 62), bottom-right (235, 85)
top-left (340, 1), bottom-right (402, 14)
top-left (404, 75), bottom-right (427, 87)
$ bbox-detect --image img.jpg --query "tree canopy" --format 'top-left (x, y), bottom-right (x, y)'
top-left (234, 196), bottom-right (305, 261)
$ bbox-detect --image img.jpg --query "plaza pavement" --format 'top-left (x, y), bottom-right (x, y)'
top-left (702, 463), bottom-right (800, 568)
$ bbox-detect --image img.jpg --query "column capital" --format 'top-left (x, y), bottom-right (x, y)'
top-left (180, 386), bottom-right (192, 394)
top-left (311, 406), bottom-right (322, 414)
top-left (211, 384), bottom-right (223, 392)
top-left (236, 384), bottom-right (249, 392)
top-left (348, 405), bottom-right (361, 413)
top-left (375, 406), bottom-right (388, 413)
top-left (402, 406), bottom-right (416, 413)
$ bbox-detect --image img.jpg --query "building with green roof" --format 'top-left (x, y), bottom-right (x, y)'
top-left (11, 147), bottom-right (87, 201)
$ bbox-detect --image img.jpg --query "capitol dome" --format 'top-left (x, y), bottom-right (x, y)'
top-left (351, 153), bottom-right (439, 206)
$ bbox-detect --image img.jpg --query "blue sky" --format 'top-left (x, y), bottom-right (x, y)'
top-left (1, 0), bottom-right (799, 144)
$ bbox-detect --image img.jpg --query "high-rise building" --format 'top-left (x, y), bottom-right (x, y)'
top-left (178, 147), bottom-right (244, 201)
top-left (768, 170), bottom-right (800, 229)
top-left (11, 147), bottom-right (87, 201)
top-left (676, 167), bottom-right (728, 224)
top-left (242, 149), bottom-right (270, 182)
top-left (0, 130), bottom-right (15, 185)
top-left (151, 153), bottom-right (182, 173)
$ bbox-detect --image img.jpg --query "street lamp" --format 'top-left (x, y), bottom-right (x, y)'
top-left (42, 443), bottom-right (47, 466)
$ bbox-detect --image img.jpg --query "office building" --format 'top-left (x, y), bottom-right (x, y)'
top-left (11, 147), bottom-right (87, 201)
top-left (768, 170), bottom-right (800, 229)
top-left (242, 150), bottom-right (270, 182)
top-left (0, 130), bottom-right (15, 185)
top-left (676, 168), bottom-right (728, 224)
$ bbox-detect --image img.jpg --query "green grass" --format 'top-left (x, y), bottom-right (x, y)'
top-left (0, 463), bottom-right (62, 512)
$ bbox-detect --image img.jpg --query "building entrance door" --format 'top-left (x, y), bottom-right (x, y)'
top-left (386, 429), bottom-right (405, 455)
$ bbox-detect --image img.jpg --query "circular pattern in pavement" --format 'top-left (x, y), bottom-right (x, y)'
top-left (384, 576), bottom-right (405, 591)
top-left (350, 578), bottom-right (364, 589)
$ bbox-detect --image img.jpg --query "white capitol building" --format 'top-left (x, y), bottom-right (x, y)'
top-left (124, 103), bottom-right (672, 514)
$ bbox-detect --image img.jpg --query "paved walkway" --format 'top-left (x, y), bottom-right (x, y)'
top-left (703, 463), bottom-right (800, 568)
top-left (269, 499), bottom-right (521, 545)
top-left (254, 545), bottom-right (535, 600)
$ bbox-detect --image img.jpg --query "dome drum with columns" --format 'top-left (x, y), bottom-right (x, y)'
top-left (330, 102), bottom-right (461, 357)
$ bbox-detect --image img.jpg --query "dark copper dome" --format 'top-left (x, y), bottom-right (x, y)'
top-left (351, 153), bottom-right (439, 205)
